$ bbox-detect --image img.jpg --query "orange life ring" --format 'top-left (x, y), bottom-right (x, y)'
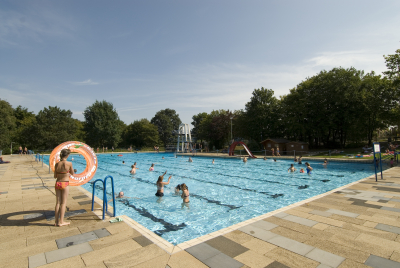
top-left (50, 141), bottom-right (98, 186)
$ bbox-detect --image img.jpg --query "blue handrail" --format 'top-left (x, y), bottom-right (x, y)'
top-left (91, 175), bottom-right (116, 220)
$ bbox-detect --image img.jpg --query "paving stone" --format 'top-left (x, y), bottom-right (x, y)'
top-left (45, 242), bottom-right (93, 263)
top-left (93, 228), bottom-right (111, 238)
top-left (374, 186), bottom-right (400, 193)
top-left (326, 209), bottom-right (359, 218)
top-left (28, 253), bottom-right (46, 268)
top-left (267, 235), bottom-right (314, 256)
top-left (78, 200), bottom-right (92, 205)
top-left (223, 230), bottom-right (254, 244)
top-left (203, 252), bottom-right (243, 268)
top-left (239, 225), bottom-right (279, 242)
top-left (167, 250), bottom-right (209, 268)
top-left (56, 231), bottom-right (98, 248)
top-left (265, 247), bottom-right (320, 268)
top-left (375, 223), bottom-right (400, 235)
top-left (23, 213), bottom-right (44, 219)
top-left (133, 235), bottom-right (154, 247)
top-left (250, 220), bottom-right (278, 231)
top-left (273, 212), bottom-right (289, 218)
top-left (305, 248), bottom-right (345, 267)
top-left (365, 254), bottom-right (400, 268)
top-left (310, 210), bottom-right (333, 217)
top-left (45, 209), bottom-right (87, 221)
top-left (205, 236), bottom-right (249, 258)
top-left (265, 261), bottom-right (290, 268)
top-left (73, 195), bottom-right (89, 199)
top-left (316, 265), bottom-right (333, 268)
top-left (186, 243), bottom-right (221, 261)
top-left (282, 214), bottom-right (318, 227)
top-left (381, 206), bottom-right (400, 213)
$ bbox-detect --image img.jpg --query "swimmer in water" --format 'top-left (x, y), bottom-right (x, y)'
top-left (300, 168), bottom-right (305, 173)
top-left (181, 183), bottom-right (189, 203)
top-left (298, 156), bottom-right (302, 164)
top-left (273, 159), bottom-right (277, 162)
top-left (305, 162), bottom-right (313, 175)
top-left (155, 171), bottom-right (171, 197)
top-left (130, 165), bottom-right (138, 174)
top-left (212, 159), bottom-right (215, 164)
top-left (149, 163), bottom-right (155, 171)
top-left (162, 156), bottom-right (165, 159)
top-left (243, 157), bottom-right (247, 163)
top-left (322, 160), bottom-right (328, 167)
top-left (175, 184), bottom-right (182, 194)
top-left (288, 164), bottom-right (297, 172)
top-left (188, 157), bottom-right (193, 162)
top-left (122, 161), bottom-right (125, 164)
top-left (74, 169), bottom-right (77, 173)
top-left (263, 156), bottom-right (267, 160)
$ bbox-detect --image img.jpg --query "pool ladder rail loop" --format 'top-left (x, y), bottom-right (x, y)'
top-left (91, 175), bottom-right (116, 220)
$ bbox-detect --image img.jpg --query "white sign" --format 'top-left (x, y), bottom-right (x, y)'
top-left (374, 144), bottom-right (380, 153)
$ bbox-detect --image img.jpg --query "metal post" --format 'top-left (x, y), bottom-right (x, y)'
top-left (42, 154), bottom-right (44, 167)
top-left (294, 150), bottom-right (296, 159)
top-left (329, 150), bottom-right (331, 158)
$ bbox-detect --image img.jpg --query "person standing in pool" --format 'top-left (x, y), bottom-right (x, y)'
top-left (54, 149), bottom-right (74, 227)
top-left (130, 165), bottom-right (138, 174)
top-left (288, 164), bottom-right (297, 172)
top-left (298, 156), bottom-right (303, 164)
top-left (243, 157), bottom-right (248, 163)
top-left (156, 171), bottom-right (171, 197)
top-left (305, 162), bottom-right (313, 175)
top-left (188, 157), bottom-right (193, 162)
top-left (149, 163), bottom-right (155, 171)
top-left (212, 159), bottom-right (215, 164)
top-left (181, 183), bottom-right (189, 203)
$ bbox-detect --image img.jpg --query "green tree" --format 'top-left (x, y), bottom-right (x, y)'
top-left (124, 119), bottom-right (160, 148)
top-left (151, 108), bottom-right (181, 147)
top-left (191, 112), bottom-right (208, 139)
top-left (84, 100), bottom-right (122, 148)
top-left (244, 87), bottom-right (279, 142)
top-left (360, 72), bottom-right (398, 145)
top-left (383, 49), bottom-right (400, 88)
top-left (13, 106), bottom-right (36, 149)
top-left (0, 99), bottom-right (16, 153)
top-left (34, 106), bottom-right (77, 149)
top-left (73, 119), bottom-right (86, 142)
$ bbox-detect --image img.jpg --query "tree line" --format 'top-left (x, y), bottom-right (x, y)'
top-left (0, 49), bottom-right (399, 153)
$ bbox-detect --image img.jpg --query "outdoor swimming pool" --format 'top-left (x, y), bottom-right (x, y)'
top-left (46, 153), bottom-right (377, 245)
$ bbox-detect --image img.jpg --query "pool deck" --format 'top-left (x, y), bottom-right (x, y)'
top-left (1, 155), bottom-right (400, 268)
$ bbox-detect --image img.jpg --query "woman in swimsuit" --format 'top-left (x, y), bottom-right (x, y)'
top-left (155, 171), bottom-right (171, 197)
top-left (305, 162), bottom-right (313, 175)
top-left (181, 183), bottom-right (189, 203)
top-left (149, 163), bottom-right (155, 171)
top-left (54, 149), bottom-right (74, 227)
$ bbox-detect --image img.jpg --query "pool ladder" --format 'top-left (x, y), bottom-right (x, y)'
top-left (91, 175), bottom-right (116, 220)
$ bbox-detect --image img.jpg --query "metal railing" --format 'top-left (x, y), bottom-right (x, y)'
top-left (91, 175), bottom-right (116, 220)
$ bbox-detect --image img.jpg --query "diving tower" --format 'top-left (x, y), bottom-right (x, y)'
top-left (176, 123), bottom-right (192, 153)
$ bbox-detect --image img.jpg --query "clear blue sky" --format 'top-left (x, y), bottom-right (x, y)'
top-left (1, 0), bottom-right (399, 126)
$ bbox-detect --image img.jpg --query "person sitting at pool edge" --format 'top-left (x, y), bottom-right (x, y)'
top-left (305, 162), bottom-right (313, 175)
top-left (156, 171), bottom-right (171, 197)
top-left (149, 163), bottom-right (155, 171)
top-left (181, 183), bottom-right (189, 203)
top-left (288, 164), bottom-right (296, 172)
top-left (0, 156), bottom-right (10, 163)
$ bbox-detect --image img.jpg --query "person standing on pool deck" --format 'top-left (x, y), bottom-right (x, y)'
top-left (19, 146), bottom-right (22, 156)
top-left (271, 148), bottom-right (274, 156)
top-left (276, 147), bottom-right (281, 156)
top-left (156, 171), bottom-right (171, 197)
top-left (305, 162), bottom-right (313, 175)
top-left (54, 149), bottom-right (74, 227)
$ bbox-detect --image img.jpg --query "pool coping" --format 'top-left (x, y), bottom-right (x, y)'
top-left (75, 163), bottom-right (386, 255)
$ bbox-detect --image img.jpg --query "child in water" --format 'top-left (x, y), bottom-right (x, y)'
top-left (288, 164), bottom-right (297, 172)
top-left (300, 168), bottom-right (305, 173)
top-left (149, 163), bottom-right (155, 171)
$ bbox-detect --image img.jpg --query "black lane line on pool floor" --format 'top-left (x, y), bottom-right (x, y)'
top-left (90, 166), bottom-right (242, 211)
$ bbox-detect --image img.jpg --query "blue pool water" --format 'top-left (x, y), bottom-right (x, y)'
top-left (45, 153), bottom-right (376, 245)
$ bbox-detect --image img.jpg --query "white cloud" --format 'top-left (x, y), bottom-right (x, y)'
top-left (71, 79), bottom-right (99, 86)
